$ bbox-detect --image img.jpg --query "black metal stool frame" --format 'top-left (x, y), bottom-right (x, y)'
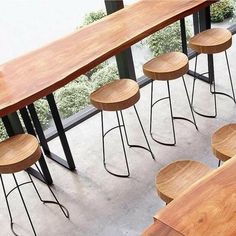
top-left (0, 164), bottom-right (69, 236)
top-left (191, 51), bottom-right (236, 118)
top-left (101, 105), bottom-right (155, 178)
top-left (150, 76), bottom-right (198, 146)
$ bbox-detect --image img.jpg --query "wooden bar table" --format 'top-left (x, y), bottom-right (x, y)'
top-left (142, 219), bottom-right (183, 236)
top-left (0, 0), bottom-right (216, 182)
top-left (143, 156), bottom-right (236, 236)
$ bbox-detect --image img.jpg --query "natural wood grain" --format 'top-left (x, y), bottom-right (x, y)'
top-left (155, 156), bottom-right (236, 236)
top-left (189, 28), bottom-right (232, 54)
top-left (211, 123), bottom-right (236, 162)
top-left (156, 160), bottom-right (212, 204)
top-left (90, 79), bottom-right (139, 111)
top-left (0, 0), bottom-right (216, 117)
top-left (142, 219), bottom-right (183, 236)
top-left (143, 52), bottom-right (189, 81)
top-left (0, 134), bottom-right (41, 174)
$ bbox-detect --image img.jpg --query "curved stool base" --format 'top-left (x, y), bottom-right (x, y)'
top-left (193, 107), bottom-right (217, 118)
top-left (102, 105), bottom-right (154, 178)
top-left (41, 200), bottom-right (69, 218)
top-left (191, 50), bottom-right (235, 119)
top-left (104, 164), bottom-right (130, 178)
top-left (10, 202), bottom-right (69, 236)
top-left (128, 144), bottom-right (155, 160)
top-left (150, 77), bottom-right (198, 147)
top-left (104, 143), bottom-right (155, 178)
top-left (150, 116), bottom-right (198, 146)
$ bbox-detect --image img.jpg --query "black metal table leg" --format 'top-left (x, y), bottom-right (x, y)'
top-left (46, 94), bottom-right (75, 170)
top-left (27, 102), bottom-right (75, 170)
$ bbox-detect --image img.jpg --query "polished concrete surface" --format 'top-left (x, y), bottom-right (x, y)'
top-left (1, 37), bottom-right (236, 235)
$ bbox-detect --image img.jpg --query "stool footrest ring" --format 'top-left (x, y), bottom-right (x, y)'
top-left (211, 91), bottom-right (236, 102)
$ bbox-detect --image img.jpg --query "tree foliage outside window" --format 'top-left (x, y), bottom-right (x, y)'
top-left (211, 0), bottom-right (235, 22)
top-left (147, 21), bottom-right (192, 57)
top-left (0, 119), bottom-right (8, 142)
top-left (81, 10), bottom-right (106, 26)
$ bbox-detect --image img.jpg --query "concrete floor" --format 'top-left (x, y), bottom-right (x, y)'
top-left (1, 37), bottom-right (236, 235)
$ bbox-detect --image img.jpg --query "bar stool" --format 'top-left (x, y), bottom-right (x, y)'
top-left (0, 134), bottom-right (69, 236)
top-left (90, 79), bottom-right (155, 178)
top-left (143, 52), bottom-right (198, 146)
top-left (189, 28), bottom-right (235, 118)
top-left (211, 123), bottom-right (236, 167)
top-left (156, 160), bottom-right (212, 204)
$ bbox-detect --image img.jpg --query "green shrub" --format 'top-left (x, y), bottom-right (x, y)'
top-left (81, 10), bottom-right (106, 26)
top-left (34, 99), bottom-right (51, 128)
top-left (0, 119), bottom-right (8, 142)
top-left (147, 21), bottom-right (192, 57)
top-left (85, 62), bottom-right (108, 79)
top-left (55, 78), bottom-right (93, 118)
top-left (211, 0), bottom-right (235, 22)
top-left (74, 74), bottom-right (94, 86)
top-left (91, 64), bottom-right (119, 90)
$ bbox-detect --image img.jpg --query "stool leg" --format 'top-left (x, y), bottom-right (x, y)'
top-left (149, 80), bottom-right (176, 146)
top-left (120, 110), bottom-right (131, 147)
top-left (101, 111), bottom-right (130, 177)
top-left (120, 109), bottom-right (155, 159)
top-left (191, 55), bottom-right (198, 106)
top-left (32, 164), bottom-right (69, 218)
top-left (209, 73), bottom-right (217, 118)
top-left (182, 76), bottom-right (198, 130)
top-left (191, 54), bottom-right (217, 118)
top-left (0, 175), bottom-right (16, 235)
top-left (133, 105), bottom-right (155, 159)
top-left (218, 160), bottom-right (221, 167)
top-left (101, 111), bottom-right (106, 171)
top-left (167, 80), bottom-right (176, 146)
top-left (150, 81), bottom-right (154, 135)
top-left (12, 173), bottom-right (37, 236)
top-left (225, 51), bottom-right (236, 102)
top-left (116, 111), bottom-right (130, 177)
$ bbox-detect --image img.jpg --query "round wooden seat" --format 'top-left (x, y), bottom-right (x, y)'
top-left (211, 124), bottom-right (236, 162)
top-left (189, 28), bottom-right (232, 54)
top-left (90, 79), bottom-right (140, 111)
top-left (156, 160), bottom-right (212, 204)
top-left (0, 134), bottom-right (41, 174)
top-left (143, 52), bottom-right (188, 81)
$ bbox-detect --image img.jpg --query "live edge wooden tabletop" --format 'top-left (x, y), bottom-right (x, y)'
top-left (0, 0), bottom-right (216, 117)
top-left (142, 219), bottom-right (183, 236)
top-left (153, 156), bottom-right (236, 236)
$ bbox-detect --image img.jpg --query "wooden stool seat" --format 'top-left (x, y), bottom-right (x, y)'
top-left (211, 124), bottom-right (236, 162)
top-left (0, 134), bottom-right (41, 174)
top-left (189, 28), bottom-right (232, 54)
top-left (90, 79), bottom-right (140, 111)
top-left (156, 160), bottom-right (212, 204)
top-left (143, 52), bottom-right (188, 81)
